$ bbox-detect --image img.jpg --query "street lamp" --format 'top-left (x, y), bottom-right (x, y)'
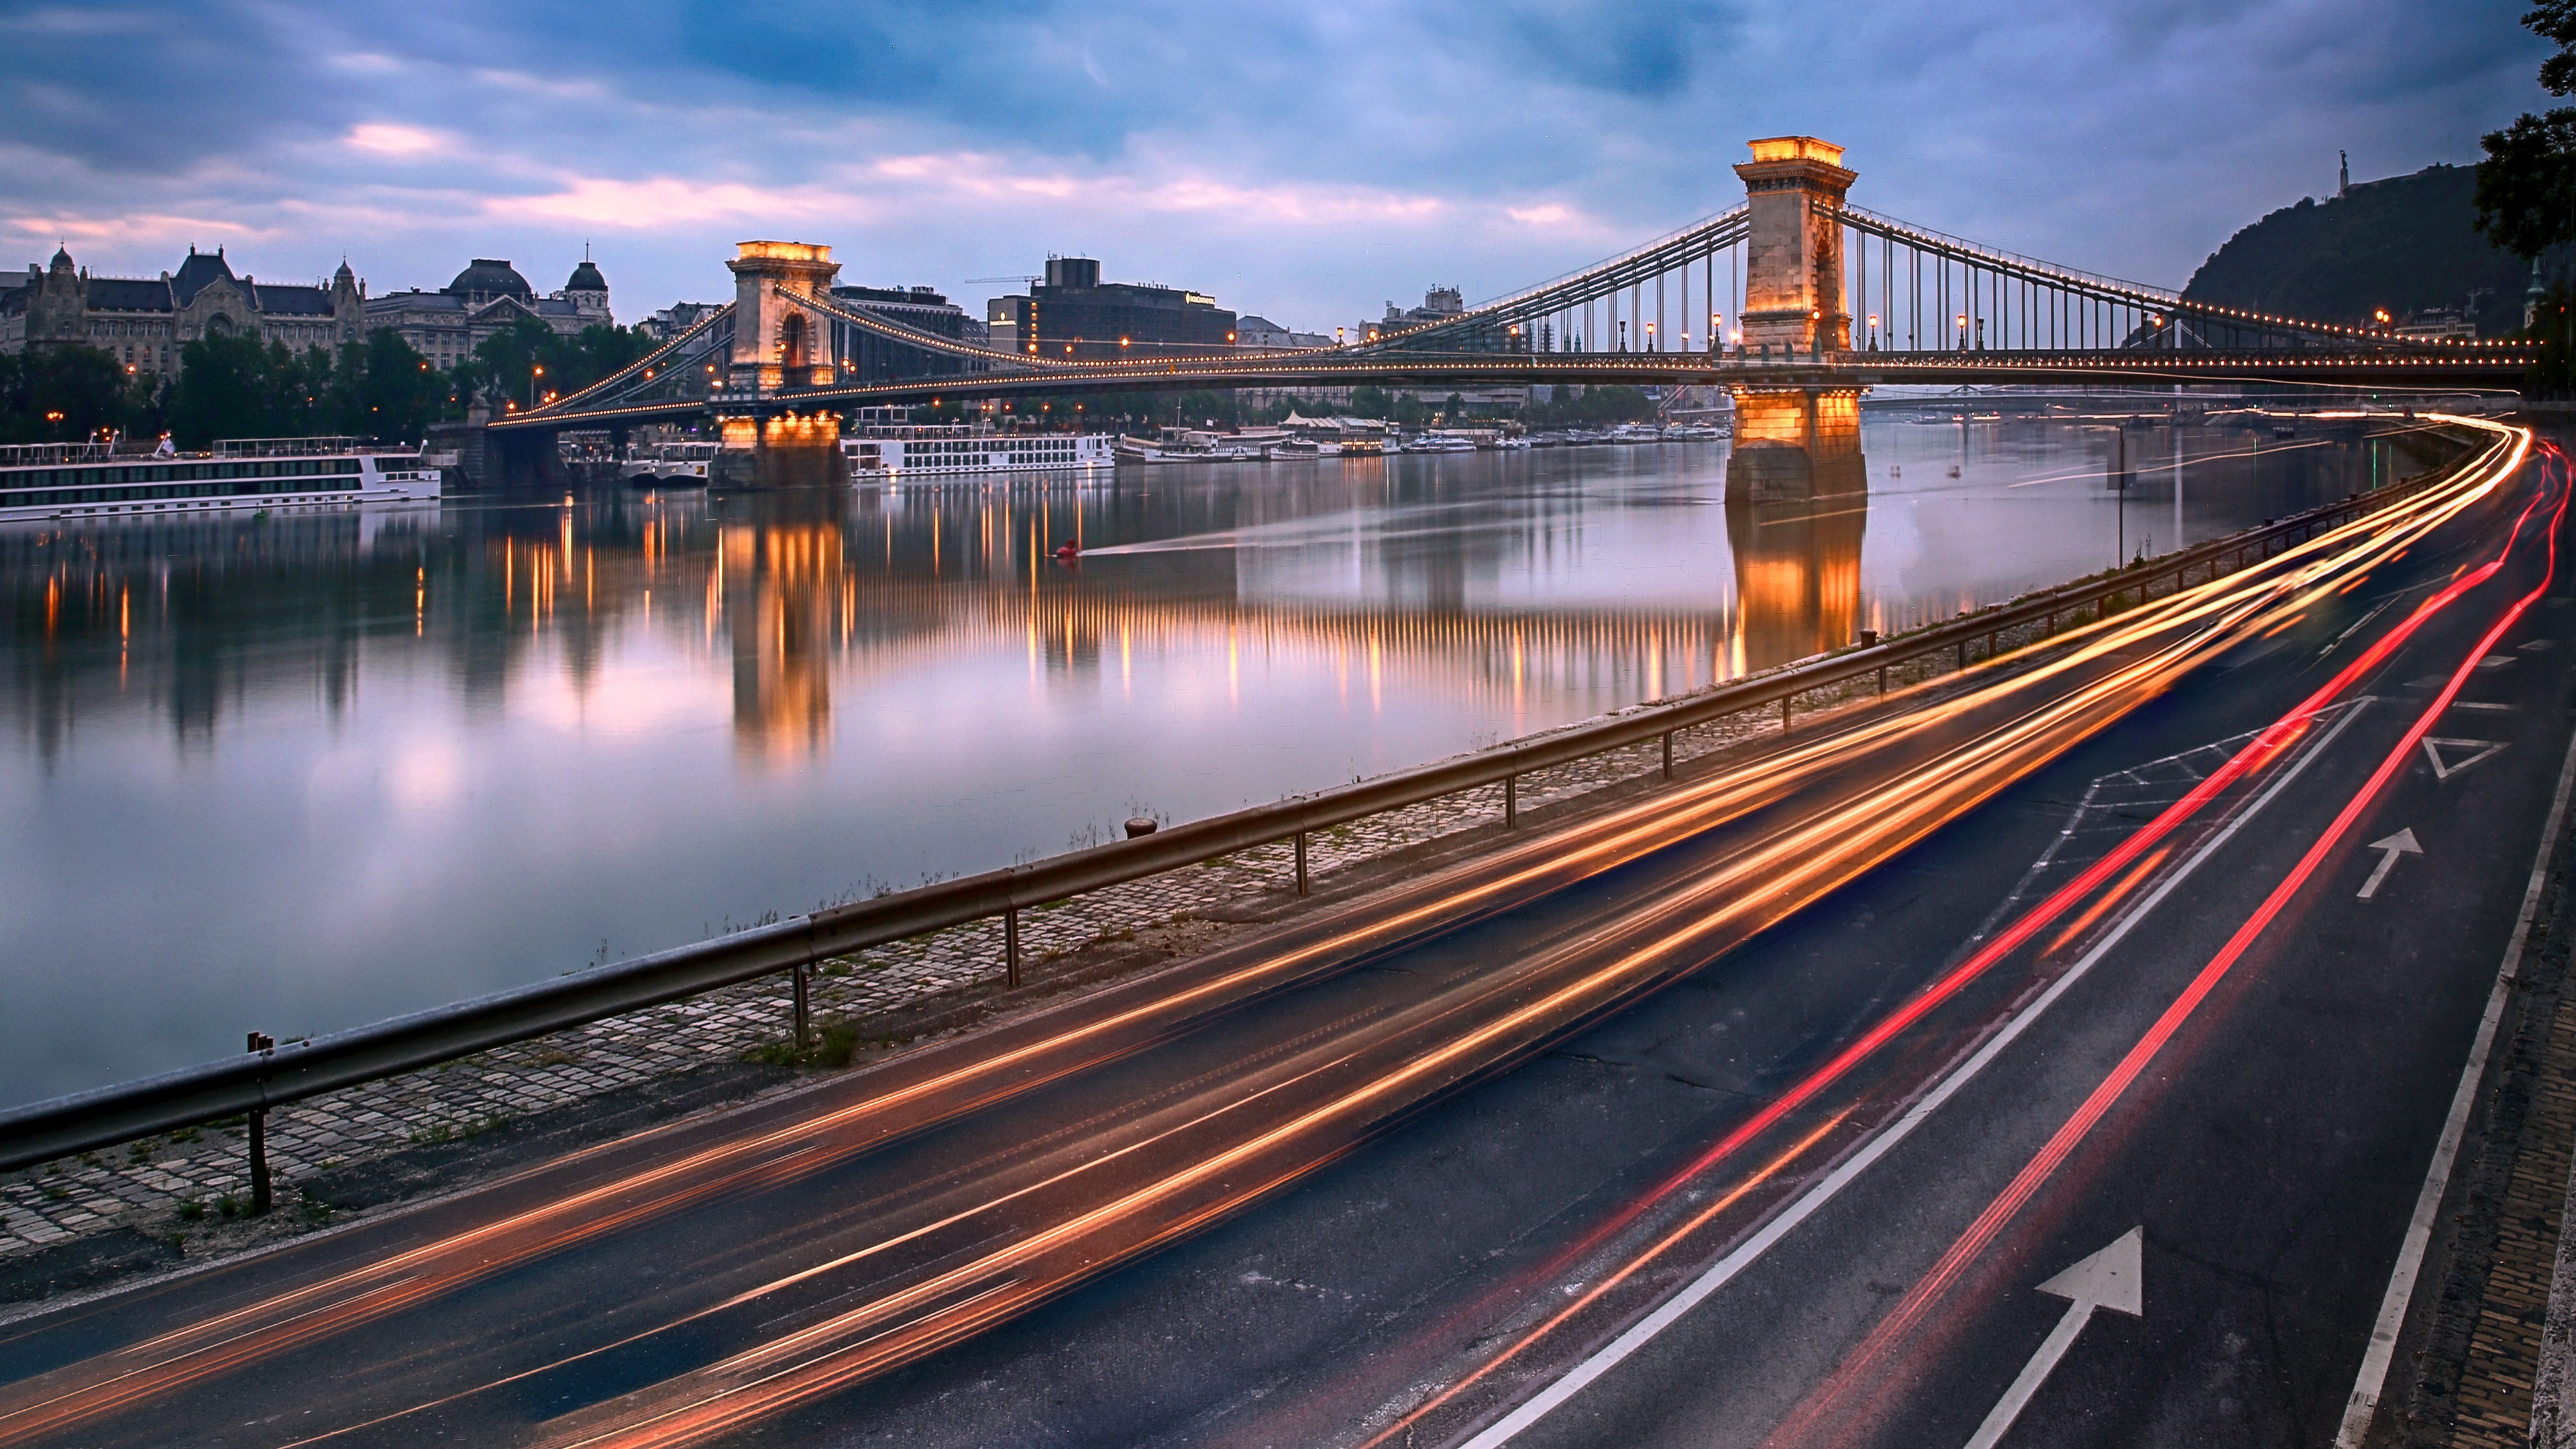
top-left (531, 364), bottom-right (544, 410)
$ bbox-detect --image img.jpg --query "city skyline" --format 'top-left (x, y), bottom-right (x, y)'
top-left (0, 0), bottom-right (2548, 331)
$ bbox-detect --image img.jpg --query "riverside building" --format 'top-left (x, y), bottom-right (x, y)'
top-left (0, 245), bottom-right (362, 374)
top-left (985, 256), bottom-right (1238, 361)
top-left (359, 258), bottom-right (612, 373)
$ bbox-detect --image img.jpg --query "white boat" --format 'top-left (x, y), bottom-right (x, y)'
top-left (0, 437), bottom-right (439, 524)
top-left (623, 441), bottom-right (715, 486)
top-left (1116, 436), bottom-right (1206, 464)
top-left (1273, 437), bottom-right (1343, 458)
top-left (846, 425), bottom-right (1113, 478)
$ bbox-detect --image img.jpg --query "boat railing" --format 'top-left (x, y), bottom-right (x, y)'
top-left (215, 437), bottom-right (365, 458)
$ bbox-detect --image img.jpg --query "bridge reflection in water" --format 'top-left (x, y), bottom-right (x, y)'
top-left (0, 427), bottom-right (2420, 1102)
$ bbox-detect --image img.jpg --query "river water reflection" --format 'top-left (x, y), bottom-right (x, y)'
top-left (2, 411), bottom-right (2422, 1102)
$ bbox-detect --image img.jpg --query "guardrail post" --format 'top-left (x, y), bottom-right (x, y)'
top-left (1505, 774), bottom-right (1519, 828)
top-left (791, 964), bottom-right (810, 1053)
top-left (246, 1031), bottom-right (273, 1216)
top-left (1876, 665), bottom-right (1888, 696)
top-left (1955, 640), bottom-right (1968, 672)
top-left (1781, 695), bottom-right (1793, 732)
top-left (1004, 909), bottom-right (1022, 989)
top-left (1661, 731), bottom-right (1674, 779)
top-left (1294, 830), bottom-right (1310, 895)
top-left (1986, 629), bottom-right (1998, 659)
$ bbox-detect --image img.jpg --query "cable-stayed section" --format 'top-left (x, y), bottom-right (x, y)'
top-left (1835, 205), bottom-right (2497, 354)
top-left (522, 304), bottom-right (737, 421)
top-left (1356, 205), bottom-right (1750, 356)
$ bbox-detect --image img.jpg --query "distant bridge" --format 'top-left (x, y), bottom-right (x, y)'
top-left (493, 136), bottom-right (2532, 451)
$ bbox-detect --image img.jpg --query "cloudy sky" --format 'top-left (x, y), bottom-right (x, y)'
top-left (0, 1), bottom-right (2549, 332)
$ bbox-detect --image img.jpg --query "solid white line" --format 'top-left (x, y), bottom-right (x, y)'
top-left (2334, 721), bottom-right (2576, 1446)
top-left (1460, 700), bottom-right (2376, 1449)
top-left (1961, 1299), bottom-right (2096, 1449)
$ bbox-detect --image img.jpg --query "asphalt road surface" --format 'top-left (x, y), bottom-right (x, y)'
top-left (0, 419), bottom-right (2550, 1449)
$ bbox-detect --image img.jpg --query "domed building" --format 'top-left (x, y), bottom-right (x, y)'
top-left (360, 256), bottom-right (613, 372)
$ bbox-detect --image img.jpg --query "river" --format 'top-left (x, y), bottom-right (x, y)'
top-left (0, 407), bottom-right (2426, 1104)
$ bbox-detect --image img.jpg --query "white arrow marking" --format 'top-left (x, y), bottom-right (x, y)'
top-left (2357, 828), bottom-right (2422, 900)
top-left (2420, 737), bottom-right (2508, 781)
top-left (1963, 1229), bottom-right (2144, 1449)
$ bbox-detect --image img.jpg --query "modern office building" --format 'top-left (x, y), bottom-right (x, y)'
top-left (985, 257), bottom-right (1238, 360)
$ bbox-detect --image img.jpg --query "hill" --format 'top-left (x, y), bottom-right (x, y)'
top-left (2179, 164), bottom-right (2534, 336)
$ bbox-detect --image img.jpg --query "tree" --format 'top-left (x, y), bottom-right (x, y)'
top-left (2475, 5), bottom-right (2576, 256)
top-left (0, 346), bottom-right (131, 443)
top-left (331, 330), bottom-right (445, 442)
top-left (2477, 109), bottom-right (2576, 258)
top-left (168, 333), bottom-right (287, 446)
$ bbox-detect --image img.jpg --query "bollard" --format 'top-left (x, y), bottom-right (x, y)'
top-left (791, 963), bottom-right (810, 1054)
top-left (1294, 830), bottom-right (1309, 895)
top-left (246, 1031), bottom-right (274, 1216)
top-left (1124, 816), bottom-right (1159, 839)
top-left (1004, 908), bottom-right (1022, 989)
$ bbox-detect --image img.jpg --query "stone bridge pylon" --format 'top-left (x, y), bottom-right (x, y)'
top-left (1729, 136), bottom-right (1862, 506)
top-left (718, 241), bottom-right (846, 485)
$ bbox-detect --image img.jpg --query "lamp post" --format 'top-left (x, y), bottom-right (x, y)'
top-left (531, 364), bottom-right (543, 411)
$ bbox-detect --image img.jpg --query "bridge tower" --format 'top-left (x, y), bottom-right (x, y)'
top-left (1728, 138), bottom-right (1864, 508)
top-left (1733, 136), bottom-right (1855, 354)
top-left (718, 241), bottom-right (845, 485)
top-left (728, 241), bottom-right (843, 389)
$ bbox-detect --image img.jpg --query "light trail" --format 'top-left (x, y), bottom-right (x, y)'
top-left (0, 422), bottom-right (2524, 1448)
top-left (1760, 437), bottom-right (2559, 1449)
top-left (514, 426), bottom-right (2530, 1448)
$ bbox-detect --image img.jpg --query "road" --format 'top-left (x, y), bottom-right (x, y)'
top-left (0, 418), bottom-right (2548, 1448)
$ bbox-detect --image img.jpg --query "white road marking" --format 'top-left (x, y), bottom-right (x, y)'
top-left (2324, 600), bottom-right (2399, 657)
top-left (2357, 829), bottom-right (2422, 900)
top-left (2479, 654), bottom-right (2518, 669)
top-left (2421, 737), bottom-right (2509, 781)
top-left (1962, 1229), bottom-right (2144, 1449)
top-left (2521, 639), bottom-right (2557, 652)
top-left (2337, 726), bottom-right (2576, 1446)
top-left (2453, 701), bottom-right (2520, 712)
top-left (1460, 701), bottom-right (2375, 1449)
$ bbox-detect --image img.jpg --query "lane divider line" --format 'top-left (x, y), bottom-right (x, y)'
top-left (1770, 470), bottom-right (2567, 1449)
top-left (1453, 700), bottom-right (2379, 1449)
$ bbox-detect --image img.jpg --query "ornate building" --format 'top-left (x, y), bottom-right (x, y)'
top-left (0, 245), bottom-right (362, 372)
top-left (360, 258), bottom-right (612, 372)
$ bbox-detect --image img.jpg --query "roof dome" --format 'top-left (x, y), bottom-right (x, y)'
top-left (49, 245), bottom-right (74, 270)
top-left (445, 258), bottom-right (533, 301)
top-left (565, 260), bottom-right (607, 294)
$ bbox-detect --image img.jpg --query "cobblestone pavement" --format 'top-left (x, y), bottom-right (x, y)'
top-left (0, 602), bottom-right (2093, 1278)
top-left (2386, 771), bottom-right (2576, 1448)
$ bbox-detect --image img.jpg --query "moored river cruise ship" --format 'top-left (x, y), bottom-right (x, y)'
top-left (0, 437), bottom-right (441, 523)
top-left (843, 423), bottom-right (1114, 478)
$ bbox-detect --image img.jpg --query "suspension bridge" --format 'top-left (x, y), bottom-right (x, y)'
top-left (486, 136), bottom-right (2533, 484)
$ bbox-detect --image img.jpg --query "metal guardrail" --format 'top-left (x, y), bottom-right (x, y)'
top-left (0, 427), bottom-right (2497, 1172)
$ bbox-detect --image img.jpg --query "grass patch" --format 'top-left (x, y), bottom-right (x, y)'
top-left (741, 1023), bottom-right (866, 1070)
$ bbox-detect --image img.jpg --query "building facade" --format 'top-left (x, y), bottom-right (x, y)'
top-left (0, 245), bottom-right (362, 373)
top-left (985, 256), bottom-right (1238, 361)
top-left (828, 284), bottom-right (985, 381)
top-left (360, 258), bottom-right (612, 373)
